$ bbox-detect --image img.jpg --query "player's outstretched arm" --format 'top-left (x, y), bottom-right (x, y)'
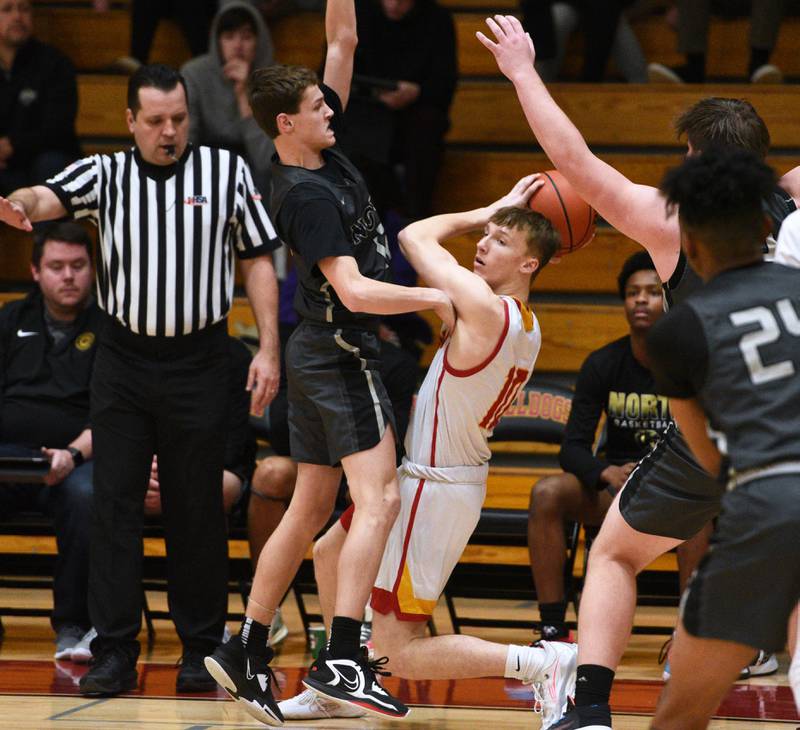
top-left (318, 255), bottom-right (455, 329)
top-left (477, 15), bottom-right (680, 281)
top-left (0, 186), bottom-right (67, 231)
top-left (323, 0), bottom-right (358, 111)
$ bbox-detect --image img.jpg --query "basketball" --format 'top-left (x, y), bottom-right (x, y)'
top-left (527, 170), bottom-right (596, 255)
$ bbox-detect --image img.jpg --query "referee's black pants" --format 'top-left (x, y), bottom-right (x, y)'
top-left (89, 317), bottom-right (230, 659)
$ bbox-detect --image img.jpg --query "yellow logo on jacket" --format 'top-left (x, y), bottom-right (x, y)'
top-left (75, 332), bottom-right (95, 352)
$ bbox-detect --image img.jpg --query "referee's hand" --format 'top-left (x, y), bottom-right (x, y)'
top-left (247, 348), bottom-right (280, 416)
top-left (0, 196), bottom-right (33, 231)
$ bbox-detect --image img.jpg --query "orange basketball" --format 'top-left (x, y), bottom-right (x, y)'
top-left (527, 170), bottom-right (596, 255)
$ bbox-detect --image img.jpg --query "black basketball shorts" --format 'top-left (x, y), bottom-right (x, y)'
top-left (285, 322), bottom-right (397, 466)
top-left (681, 472), bottom-right (800, 652)
top-left (618, 423), bottom-right (725, 540)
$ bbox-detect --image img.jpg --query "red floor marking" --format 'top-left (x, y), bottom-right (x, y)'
top-left (0, 660), bottom-right (797, 722)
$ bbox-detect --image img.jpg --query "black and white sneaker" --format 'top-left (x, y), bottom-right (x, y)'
top-left (204, 635), bottom-right (284, 726)
top-left (303, 646), bottom-right (409, 719)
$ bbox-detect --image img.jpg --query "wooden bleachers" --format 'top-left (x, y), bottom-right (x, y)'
top-left (30, 1), bottom-right (800, 81)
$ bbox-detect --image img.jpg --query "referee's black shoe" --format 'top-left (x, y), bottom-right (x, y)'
top-left (204, 635), bottom-right (283, 726)
top-left (78, 647), bottom-right (138, 696)
top-left (303, 646), bottom-right (410, 719)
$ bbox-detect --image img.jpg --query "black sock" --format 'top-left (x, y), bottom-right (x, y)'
top-left (685, 53), bottom-right (706, 83)
top-left (749, 47), bottom-right (771, 75)
top-left (328, 616), bottom-right (362, 659)
top-left (240, 617), bottom-right (271, 658)
top-left (574, 663), bottom-right (615, 707)
top-left (539, 601), bottom-right (568, 637)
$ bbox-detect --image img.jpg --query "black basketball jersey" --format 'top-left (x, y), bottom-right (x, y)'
top-left (649, 261), bottom-right (800, 473)
top-left (270, 85), bottom-right (391, 329)
top-left (663, 187), bottom-right (796, 309)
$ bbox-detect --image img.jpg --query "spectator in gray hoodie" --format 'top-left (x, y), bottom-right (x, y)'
top-left (181, 2), bottom-right (275, 193)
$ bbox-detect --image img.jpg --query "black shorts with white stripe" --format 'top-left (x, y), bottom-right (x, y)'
top-left (285, 321), bottom-right (397, 466)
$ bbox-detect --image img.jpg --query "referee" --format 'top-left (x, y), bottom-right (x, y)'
top-left (0, 65), bottom-right (280, 696)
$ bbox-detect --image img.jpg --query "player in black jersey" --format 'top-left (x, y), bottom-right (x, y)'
top-left (478, 16), bottom-right (800, 729)
top-left (203, 0), bottom-right (454, 723)
top-left (647, 147), bottom-right (800, 729)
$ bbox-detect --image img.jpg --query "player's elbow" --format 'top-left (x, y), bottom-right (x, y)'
top-left (335, 278), bottom-right (367, 313)
top-left (397, 227), bottom-right (422, 260)
top-left (329, 28), bottom-right (358, 55)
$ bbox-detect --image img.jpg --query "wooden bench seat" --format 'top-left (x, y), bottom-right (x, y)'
top-left (434, 149), bottom-right (800, 212)
top-left (228, 296), bottom-right (629, 371)
top-left (447, 82), bottom-right (800, 147)
top-left (74, 75), bottom-right (800, 150)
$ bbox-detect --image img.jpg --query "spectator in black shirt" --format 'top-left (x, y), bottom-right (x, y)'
top-left (0, 0), bottom-right (80, 195)
top-left (527, 252), bottom-right (670, 642)
top-left (0, 221), bottom-right (100, 661)
top-left (340, 0), bottom-right (457, 219)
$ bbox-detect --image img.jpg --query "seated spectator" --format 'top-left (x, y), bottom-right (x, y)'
top-left (181, 2), bottom-right (275, 194)
top-left (533, 2), bottom-right (648, 82)
top-left (142, 336), bottom-right (257, 520)
top-left (527, 252), bottom-right (671, 641)
top-left (340, 0), bottom-right (457, 219)
top-left (92, 0), bottom-right (216, 73)
top-left (0, 221), bottom-right (101, 660)
top-left (648, 0), bottom-right (784, 83)
top-left (522, 0), bottom-right (641, 82)
top-left (0, 0), bottom-right (80, 195)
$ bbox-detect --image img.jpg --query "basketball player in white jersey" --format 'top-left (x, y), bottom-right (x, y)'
top-left (279, 175), bottom-right (577, 729)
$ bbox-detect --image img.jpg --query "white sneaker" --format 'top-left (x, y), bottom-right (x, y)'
top-left (740, 650), bottom-right (779, 678)
top-left (53, 625), bottom-right (84, 661)
top-left (751, 64), bottom-right (783, 84)
top-left (70, 627), bottom-right (97, 664)
top-left (278, 687), bottom-right (366, 719)
top-left (525, 641), bottom-right (578, 730)
top-left (269, 613), bottom-right (289, 647)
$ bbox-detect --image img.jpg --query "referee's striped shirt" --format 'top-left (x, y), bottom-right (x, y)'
top-left (45, 145), bottom-right (278, 337)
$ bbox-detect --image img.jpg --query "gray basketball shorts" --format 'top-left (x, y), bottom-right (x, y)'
top-left (618, 423), bottom-right (725, 540)
top-left (681, 473), bottom-right (800, 652)
top-left (285, 321), bottom-right (397, 467)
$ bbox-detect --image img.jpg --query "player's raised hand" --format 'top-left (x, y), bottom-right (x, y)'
top-left (491, 173), bottom-right (543, 211)
top-left (476, 15), bottom-right (536, 83)
top-left (0, 196), bottom-right (32, 231)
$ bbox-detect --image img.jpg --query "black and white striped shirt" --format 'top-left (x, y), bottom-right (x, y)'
top-left (45, 145), bottom-right (278, 336)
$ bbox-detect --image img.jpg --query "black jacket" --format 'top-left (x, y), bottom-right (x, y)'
top-left (0, 38), bottom-right (81, 167)
top-left (0, 291), bottom-right (102, 448)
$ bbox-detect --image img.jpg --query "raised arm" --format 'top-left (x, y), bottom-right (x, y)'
top-left (477, 15), bottom-right (681, 282)
top-left (322, 0), bottom-right (358, 110)
top-left (0, 186), bottom-right (68, 231)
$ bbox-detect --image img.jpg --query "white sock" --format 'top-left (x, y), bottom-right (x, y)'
top-left (504, 644), bottom-right (545, 680)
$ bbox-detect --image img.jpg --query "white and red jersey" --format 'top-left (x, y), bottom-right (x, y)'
top-left (404, 295), bottom-right (541, 468)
